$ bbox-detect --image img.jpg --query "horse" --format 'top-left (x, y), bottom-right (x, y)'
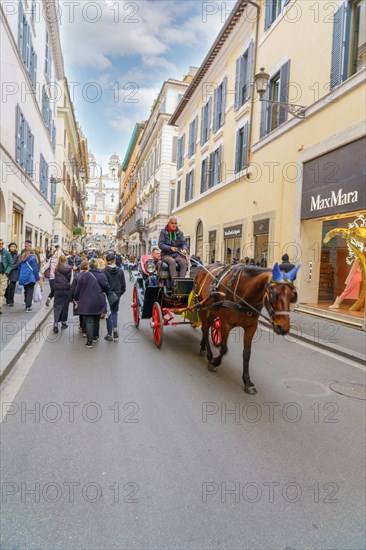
top-left (194, 262), bottom-right (300, 394)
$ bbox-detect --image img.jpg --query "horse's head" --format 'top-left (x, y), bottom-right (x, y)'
top-left (264, 263), bottom-right (300, 335)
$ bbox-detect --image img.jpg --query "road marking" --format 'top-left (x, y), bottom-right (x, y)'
top-left (0, 335), bottom-right (45, 424)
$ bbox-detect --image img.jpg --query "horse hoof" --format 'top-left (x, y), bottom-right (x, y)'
top-left (244, 386), bottom-right (257, 395)
top-left (211, 357), bottom-right (221, 367)
top-left (208, 363), bottom-right (217, 372)
top-left (199, 350), bottom-right (206, 357)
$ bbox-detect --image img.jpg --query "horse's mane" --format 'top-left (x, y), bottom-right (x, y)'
top-left (241, 266), bottom-right (272, 279)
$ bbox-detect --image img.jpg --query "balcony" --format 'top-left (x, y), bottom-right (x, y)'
top-left (136, 218), bottom-right (145, 229)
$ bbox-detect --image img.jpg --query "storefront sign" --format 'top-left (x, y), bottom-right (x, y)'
top-left (224, 225), bottom-right (242, 238)
top-left (253, 219), bottom-right (269, 235)
top-left (301, 137), bottom-right (366, 220)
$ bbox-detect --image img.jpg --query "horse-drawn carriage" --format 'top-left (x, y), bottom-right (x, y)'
top-left (131, 254), bottom-right (209, 348)
top-left (131, 253), bottom-right (299, 394)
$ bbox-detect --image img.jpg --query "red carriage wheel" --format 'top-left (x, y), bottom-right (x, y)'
top-left (132, 285), bottom-right (140, 328)
top-left (151, 302), bottom-right (163, 348)
top-left (211, 317), bottom-right (221, 347)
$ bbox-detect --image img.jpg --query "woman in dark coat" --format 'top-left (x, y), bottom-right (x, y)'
top-left (53, 256), bottom-right (72, 333)
top-left (18, 249), bottom-right (40, 311)
top-left (74, 259), bottom-right (110, 348)
top-left (70, 260), bottom-right (89, 335)
top-left (5, 243), bottom-right (20, 306)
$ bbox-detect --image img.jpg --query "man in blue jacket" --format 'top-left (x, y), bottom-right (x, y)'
top-left (158, 217), bottom-right (188, 281)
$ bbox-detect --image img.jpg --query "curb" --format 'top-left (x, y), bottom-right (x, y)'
top-left (0, 306), bottom-right (53, 384)
top-left (258, 319), bottom-right (366, 366)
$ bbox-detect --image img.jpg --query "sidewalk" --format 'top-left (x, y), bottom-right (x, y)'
top-left (259, 309), bottom-right (366, 365)
top-left (0, 282), bottom-right (53, 382)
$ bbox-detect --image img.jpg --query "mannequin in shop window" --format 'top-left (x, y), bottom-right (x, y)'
top-left (329, 258), bottom-right (362, 309)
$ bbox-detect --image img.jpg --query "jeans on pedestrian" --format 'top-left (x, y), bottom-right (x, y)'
top-left (84, 315), bottom-right (100, 343)
top-left (24, 283), bottom-right (35, 308)
top-left (48, 279), bottom-right (55, 299)
top-left (0, 274), bottom-right (8, 311)
top-left (5, 281), bottom-right (16, 305)
top-left (106, 300), bottom-right (119, 335)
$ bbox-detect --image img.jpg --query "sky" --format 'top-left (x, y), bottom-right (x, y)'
top-left (59, 0), bottom-right (237, 172)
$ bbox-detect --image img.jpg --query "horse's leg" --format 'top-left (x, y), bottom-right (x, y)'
top-left (210, 321), bottom-right (230, 368)
top-left (199, 314), bottom-right (213, 363)
top-left (199, 335), bottom-right (206, 356)
top-left (242, 323), bottom-right (258, 395)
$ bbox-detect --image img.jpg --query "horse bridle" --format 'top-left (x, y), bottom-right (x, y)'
top-left (264, 279), bottom-right (298, 319)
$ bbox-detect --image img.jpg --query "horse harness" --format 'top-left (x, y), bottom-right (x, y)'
top-left (264, 277), bottom-right (298, 318)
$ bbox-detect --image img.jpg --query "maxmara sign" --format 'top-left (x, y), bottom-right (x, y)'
top-left (310, 189), bottom-right (358, 212)
top-left (301, 138), bottom-right (365, 220)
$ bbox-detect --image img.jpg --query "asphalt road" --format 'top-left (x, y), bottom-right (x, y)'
top-left (1, 280), bottom-right (365, 550)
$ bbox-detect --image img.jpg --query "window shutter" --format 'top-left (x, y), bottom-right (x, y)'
top-left (52, 122), bottom-right (56, 151)
top-left (190, 169), bottom-right (194, 199)
top-left (246, 41), bottom-right (253, 100)
top-left (18, 0), bottom-right (24, 52)
top-left (21, 115), bottom-right (27, 168)
top-left (213, 86), bottom-right (218, 132)
top-left (182, 133), bottom-right (185, 164)
top-left (235, 129), bottom-right (240, 173)
top-left (32, 50), bottom-right (37, 89)
top-left (16, 105), bottom-right (21, 164)
top-left (217, 145), bottom-right (222, 184)
top-left (235, 57), bottom-right (241, 110)
top-left (208, 152), bottom-right (214, 188)
top-left (264, 0), bottom-right (273, 30)
top-left (177, 179), bottom-right (181, 207)
top-left (200, 159), bottom-right (206, 193)
top-left (279, 60), bottom-right (290, 125)
top-left (200, 105), bottom-right (205, 145)
top-left (207, 97), bottom-right (212, 139)
top-left (330, 4), bottom-right (345, 89)
top-left (221, 77), bottom-right (227, 126)
top-left (194, 115), bottom-right (198, 154)
top-left (242, 122), bottom-right (249, 169)
top-left (260, 89), bottom-right (269, 138)
top-left (185, 173), bottom-right (189, 202)
top-left (25, 19), bottom-right (30, 69)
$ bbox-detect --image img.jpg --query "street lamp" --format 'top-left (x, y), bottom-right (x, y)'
top-left (254, 67), bottom-right (307, 119)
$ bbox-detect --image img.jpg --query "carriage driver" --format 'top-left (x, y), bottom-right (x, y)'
top-left (158, 217), bottom-right (188, 280)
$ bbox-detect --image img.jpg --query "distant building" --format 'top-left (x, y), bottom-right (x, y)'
top-left (84, 153), bottom-right (120, 250)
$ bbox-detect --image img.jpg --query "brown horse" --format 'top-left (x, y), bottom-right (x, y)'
top-left (194, 262), bottom-right (299, 394)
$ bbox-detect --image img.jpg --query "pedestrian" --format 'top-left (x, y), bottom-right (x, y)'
top-left (67, 249), bottom-right (81, 271)
top-left (44, 245), bottom-right (62, 306)
top-left (103, 253), bottom-right (126, 342)
top-left (240, 256), bottom-right (250, 265)
top-left (21, 239), bottom-right (40, 267)
top-left (18, 248), bottom-right (40, 311)
top-left (0, 239), bottom-right (13, 314)
top-left (5, 243), bottom-right (19, 306)
top-left (279, 254), bottom-right (296, 274)
top-left (74, 258), bottom-right (110, 349)
top-left (36, 246), bottom-right (46, 290)
top-left (71, 260), bottom-right (89, 336)
top-left (52, 255), bottom-right (72, 333)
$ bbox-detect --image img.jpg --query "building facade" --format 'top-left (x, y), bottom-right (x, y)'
top-left (133, 75), bottom-right (193, 255)
top-left (169, 0), bottom-right (365, 326)
top-left (55, 78), bottom-right (88, 252)
top-left (117, 123), bottom-right (145, 255)
top-left (84, 153), bottom-right (120, 251)
top-left (0, 0), bottom-right (64, 249)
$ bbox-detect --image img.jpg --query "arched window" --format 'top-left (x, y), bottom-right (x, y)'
top-left (195, 221), bottom-right (203, 259)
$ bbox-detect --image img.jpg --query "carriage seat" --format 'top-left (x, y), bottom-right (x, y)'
top-left (160, 261), bottom-right (181, 279)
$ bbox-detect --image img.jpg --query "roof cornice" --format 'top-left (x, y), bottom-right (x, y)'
top-left (43, 0), bottom-right (64, 80)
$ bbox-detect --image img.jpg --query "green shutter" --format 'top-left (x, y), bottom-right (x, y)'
top-left (330, 4), bottom-right (345, 89)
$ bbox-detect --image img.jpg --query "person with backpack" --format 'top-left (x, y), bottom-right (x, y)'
top-left (74, 258), bottom-right (110, 348)
top-left (18, 249), bottom-right (40, 311)
top-left (103, 253), bottom-right (126, 342)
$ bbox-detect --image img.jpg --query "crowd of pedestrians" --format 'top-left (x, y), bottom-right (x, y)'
top-left (0, 239), bottom-right (127, 350)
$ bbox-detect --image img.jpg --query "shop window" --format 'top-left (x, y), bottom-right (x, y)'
top-left (330, 0), bottom-right (366, 89)
top-left (253, 219), bottom-right (269, 266)
top-left (225, 239), bottom-right (241, 264)
top-left (209, 230), bottom-right (217, 263)
top-left (196, 221), bottom-right (204, 258)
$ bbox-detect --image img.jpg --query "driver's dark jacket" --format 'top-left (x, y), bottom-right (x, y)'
top-left (158, 226), bottom-right (187, 258)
